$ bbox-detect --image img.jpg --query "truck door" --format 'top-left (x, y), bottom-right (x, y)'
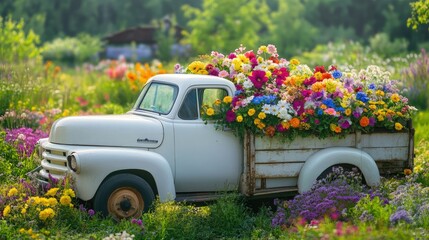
top-left (173, 87), bottom-right (242, 193)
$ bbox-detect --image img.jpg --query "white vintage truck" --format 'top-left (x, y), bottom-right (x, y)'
top-left (36, 74), bottom-right (414, 219)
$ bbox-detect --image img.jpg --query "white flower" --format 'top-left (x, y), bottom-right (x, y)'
top-left (243, 80), bottom-right (254, 89)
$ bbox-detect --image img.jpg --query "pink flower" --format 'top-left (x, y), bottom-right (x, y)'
top-left (218, 70), bottom-right (229, 78)
top-left (248, 70), bottom-right (268, 89)
top-left (324, 108), bottom-right (337, 116)
top-left (225, 110), bottom-right (236, 122)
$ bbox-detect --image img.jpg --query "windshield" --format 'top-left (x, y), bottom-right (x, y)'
top-left (137, 82), bottom-right (178, 114)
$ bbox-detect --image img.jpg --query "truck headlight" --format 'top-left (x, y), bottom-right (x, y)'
top-left (67, 153), bottom-right (80, 173)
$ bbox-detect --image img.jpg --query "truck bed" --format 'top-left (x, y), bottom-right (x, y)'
top-left (241, 126), bottom-right (414, 196)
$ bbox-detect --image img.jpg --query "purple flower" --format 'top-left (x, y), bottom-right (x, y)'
top-left (390, 209), bottom-right (413, 225)
top-left (88, 209), bottom-right (95, 217)
top-left (4, 127), bottom-right (48, 157)
top-left (225, 110), bottom-right (236, 123)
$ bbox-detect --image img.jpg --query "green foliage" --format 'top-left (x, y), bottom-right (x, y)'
top-left (0, 17), bottom-right (41, 63)
top-left (42, 34), bottom-right (102, 64)
top-left (369, 33), bottom-right (409, 58)
top-left (349, 195), bottom-right (396, 227)
top-left (182, 0), bottom-right (271, 54)
top-left (415, 111), bottom-right (429, 143)
top-left (265, 0), bottom-right (319, 56)
top-left (408, 0), bottom-right (429, 30)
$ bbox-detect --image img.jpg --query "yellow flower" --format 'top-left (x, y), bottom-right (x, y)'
top-left (188, 61), bottom-right (206, 74)
top-left (60, 195), bottom-right (72, 206)
top-left (369, 105), bottom-right (377, 110)
top-left (376, 90), bottom-right (385, 97)
top-left (214, 99), bottom-right (221, 105)
top-left (258, 112), bottom-right (266, 119)
top-left (206, 108), bottom-right (214, 116)
top-left (395, 122), bottom-right (403, 131)
top-left (314, 72), bottom-right (323, 81)
top-left (345, 108), bottom-right (352, 116)
top-left (258, 45), bottom-right (267, 53)
top-left (236, 115), bottom-right (243, 122)
top-left (21, 206), bottom-right (27, 214)
top-left (223, 96), bottom-right (232, 103)
top-left (3, 205), bottom-right (11, 217)
top-left (48, 198), bottom-right (58, 206)
top-left (254, 118), bottom-right (261, 125)
top-left (391, 93), bottom-right (400, 102)
top-left (290, 58), bottom-right (300, 65)
top-left (64, 189), bottom-right (76, 198)
top-left (248, 108), bottom-right (256, 116)
top-left (39, 208), bottom-right (55, 221)
top-left (7, 187), bottom-right (18, 197)
top-left (45, 188), bottom-right (59, 197)
top-left (265, 71), bottom-right (272, 78)
top-left (377, 115), bottom-right (385, 121)
top-left (257, 122), bottom-right (266, 129)
top-left (62, 109), bottom-right (70, 117)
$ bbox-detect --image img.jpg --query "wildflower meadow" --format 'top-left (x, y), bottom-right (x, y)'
top-left (1, 18), bottom-right (429, 239)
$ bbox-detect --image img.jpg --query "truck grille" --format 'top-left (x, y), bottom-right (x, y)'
top-left (39, 147), bottom-right (69, 180)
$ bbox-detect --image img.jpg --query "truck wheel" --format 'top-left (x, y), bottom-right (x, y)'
top-left (93, 173), bottom-right (155, 220)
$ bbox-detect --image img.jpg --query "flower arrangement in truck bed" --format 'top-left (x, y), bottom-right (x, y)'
top-left (177, 44), bottom-right (417, 139)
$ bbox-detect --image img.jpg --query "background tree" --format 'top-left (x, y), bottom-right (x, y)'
top-left (264, 0), bottom-right (318, 57)
top-left (181, 0), bottom-right (271, 55)
top-left (408, 0), bottom-right (429, 30)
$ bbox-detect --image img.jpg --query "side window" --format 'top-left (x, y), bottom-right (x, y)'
top-left (178, 88), bottom-right (228, 120)
top-left (178, 89), bottom-right (198, 120)
top-left (199, 88), bottom-right (228, 114)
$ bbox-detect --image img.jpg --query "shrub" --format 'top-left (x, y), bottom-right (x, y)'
top-left (0, 17), bottom-right (41, 63)
top-left (42, 34), bottom-right (102, 65)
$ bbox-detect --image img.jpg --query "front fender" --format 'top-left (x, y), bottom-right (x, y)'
top-left (70, 148), bottom-right (175, 202)
top-left (297, 147), bottom-right (380, 193)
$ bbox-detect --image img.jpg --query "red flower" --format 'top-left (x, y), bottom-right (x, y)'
top-left (249, 70), bottom-right (268, 89)
top-left (314, 66), bottom-right (326, 73)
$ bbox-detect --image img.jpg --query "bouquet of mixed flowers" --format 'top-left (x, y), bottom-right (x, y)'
top-left (177, 44), bottom-right (417, 139)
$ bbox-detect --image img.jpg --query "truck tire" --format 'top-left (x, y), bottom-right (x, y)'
top-left (93, 173), bottom-right (155, 220)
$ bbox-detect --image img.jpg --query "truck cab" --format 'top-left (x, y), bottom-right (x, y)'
top-left (37, 74), bottom-right (243, 219)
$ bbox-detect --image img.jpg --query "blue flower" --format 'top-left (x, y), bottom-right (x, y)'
top-left (322, 99), bottom-right (335, 108)
top-left (332, 70), bottom-right (342, 79)
top-left (234, 90), bottom-right (243, 96)
top-left (251, 96), bottom-right (264, 104)
top-left (369, 83), bottom-right (376, 90)
top-left (356, 92), bottom-right (369, 103)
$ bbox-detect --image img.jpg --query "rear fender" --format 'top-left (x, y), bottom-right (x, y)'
top-left (297, 147), bottom-right (380, 193)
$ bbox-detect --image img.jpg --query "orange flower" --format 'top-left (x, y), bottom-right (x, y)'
top-left (265, 126), bottom-right (276, 137)
top-left (322, 72), bottom-right (332, 80)
top-left (404, 168), bottom-right (412, 176)
top-left (290, 118), bottom-right (300, 128)
top-left (359, 116), bottom-right (370, 127)
top-left (127, 72), bottom-right (137, 81)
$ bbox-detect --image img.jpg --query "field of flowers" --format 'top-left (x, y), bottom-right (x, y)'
top-left (1, 43), bottom-right (429, 239)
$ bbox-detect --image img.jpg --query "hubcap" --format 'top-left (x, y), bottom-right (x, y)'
top-left (108, 187), bottom-right (144, 219)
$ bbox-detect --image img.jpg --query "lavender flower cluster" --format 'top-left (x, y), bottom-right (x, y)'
top-left (272, 179), bottom-right (364, 226)
top-left (4, 127), bottom-right (48, 157)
